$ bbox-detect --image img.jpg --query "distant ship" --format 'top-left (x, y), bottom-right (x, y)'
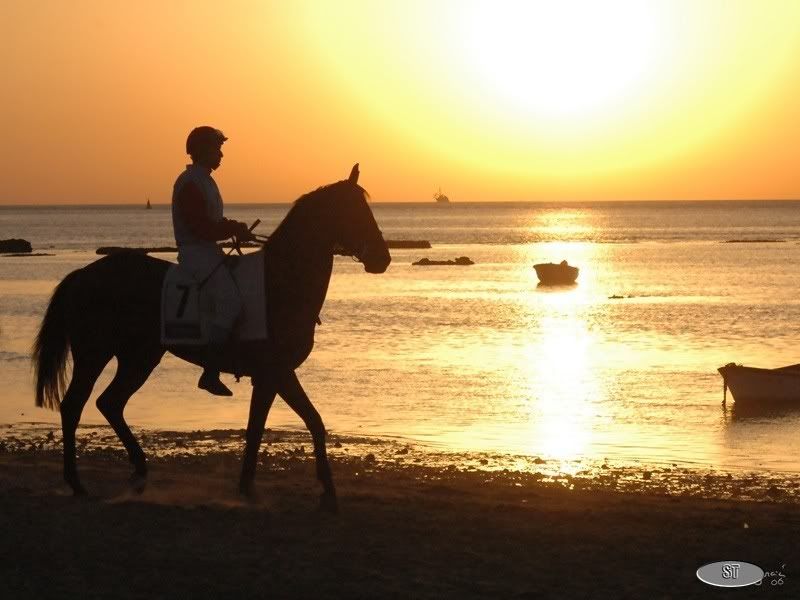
top-left (146, 197), bottom-right (152, 210)
top-left (433, 187), bottom-right (450, 203)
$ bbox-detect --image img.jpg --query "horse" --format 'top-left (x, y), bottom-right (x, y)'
top-left (32, 164), bottom-right (390, 512)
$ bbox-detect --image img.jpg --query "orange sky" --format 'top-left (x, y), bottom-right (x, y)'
top-left (3, 0), bottom-right (800, 204)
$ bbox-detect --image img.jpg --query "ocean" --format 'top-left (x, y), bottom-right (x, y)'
top-left (3, 201), bottom-right (800, 475)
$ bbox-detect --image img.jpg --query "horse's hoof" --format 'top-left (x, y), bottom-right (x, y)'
top-left (239, 481), bottom-right (257, 500)
top-left (319, 492), bottom-right (339, 514)
top-left (129, 473), bottom-right (147, 494)
top-left (66, 477), bottom-right (87, 496)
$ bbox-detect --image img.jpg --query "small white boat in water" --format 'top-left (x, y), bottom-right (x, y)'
top-left (718, 362), bottom-right (800, 404)
top-left (534, 260), bottom-right (579, 285)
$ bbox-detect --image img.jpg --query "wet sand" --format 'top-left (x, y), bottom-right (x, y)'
top-left (2, 425), bottom-right (798, 599)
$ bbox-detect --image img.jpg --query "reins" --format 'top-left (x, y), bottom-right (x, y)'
top-left (197, 219), bottom-right (264, 290)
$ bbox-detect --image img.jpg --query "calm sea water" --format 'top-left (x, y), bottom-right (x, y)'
top-left (3, 201), bottom-right (800, 474)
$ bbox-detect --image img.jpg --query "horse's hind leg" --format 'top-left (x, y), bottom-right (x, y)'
top-left (61, 355), bottom-right (110, 495)
top-left (95, 352), bottom-right (163, 493)
top-left (277, 371), bottom-right (338, 513)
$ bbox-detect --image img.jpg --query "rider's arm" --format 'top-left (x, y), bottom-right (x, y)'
top-left (175, 181), bottom-right (240, 241)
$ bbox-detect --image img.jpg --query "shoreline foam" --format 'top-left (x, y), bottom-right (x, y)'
top-left (3, 422), bottom-right (798, 505)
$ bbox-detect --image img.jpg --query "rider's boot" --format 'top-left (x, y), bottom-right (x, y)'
top-left (198, 342), bottom-right (233, 397)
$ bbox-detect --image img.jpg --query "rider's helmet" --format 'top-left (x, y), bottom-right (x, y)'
top-left (186, 126), bottom-right (228, 156)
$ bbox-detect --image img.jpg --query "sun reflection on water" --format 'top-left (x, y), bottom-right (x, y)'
top-left (496, 237), bottom-right (606, 464)
top-left (531, 209), bottom-right (597, 241)
top-left (521, 314), bottom-right (599, 462)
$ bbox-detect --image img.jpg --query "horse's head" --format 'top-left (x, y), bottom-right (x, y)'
top-left (329, 164), bottom-right (391, 274)
top-left (273, 165), bottom-right (391, 273)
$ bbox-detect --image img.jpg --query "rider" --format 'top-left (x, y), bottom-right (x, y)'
top-left (172, 126), bottom-right (253, 396)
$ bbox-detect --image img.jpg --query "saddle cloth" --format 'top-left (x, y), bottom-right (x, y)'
top-left (161, 252), bottom-right (268, 345)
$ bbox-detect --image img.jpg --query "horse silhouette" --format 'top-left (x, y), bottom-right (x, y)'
top-left (32, 164), bottom-right (390, 512)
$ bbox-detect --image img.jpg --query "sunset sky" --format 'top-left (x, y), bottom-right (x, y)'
top-left (3, 0), bottom-right (800, 204)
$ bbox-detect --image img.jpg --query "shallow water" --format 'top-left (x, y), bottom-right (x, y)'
top-left (4, 423), bottom-right (799, 505)
top-left (3, 201), bottom-right (800, 475)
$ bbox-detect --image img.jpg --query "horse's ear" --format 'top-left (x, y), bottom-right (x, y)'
top-left (348, 163), bottom-right (359, 184)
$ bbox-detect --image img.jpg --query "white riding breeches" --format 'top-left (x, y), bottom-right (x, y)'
top-left (177, 244), bottom-right (243, 340)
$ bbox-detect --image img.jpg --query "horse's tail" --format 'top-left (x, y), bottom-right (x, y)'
top-left (33, 270), bottom-right (80, 410)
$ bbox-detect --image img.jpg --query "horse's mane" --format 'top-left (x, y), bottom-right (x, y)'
top-left (269, 179), bottom-right (369, 244)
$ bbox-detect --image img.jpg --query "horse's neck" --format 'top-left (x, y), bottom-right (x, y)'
top-left (266, 232), bottom-right (333, 321)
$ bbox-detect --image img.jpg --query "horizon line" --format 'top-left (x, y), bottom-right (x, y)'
top-left (2, 198), bottom-right (800, 207)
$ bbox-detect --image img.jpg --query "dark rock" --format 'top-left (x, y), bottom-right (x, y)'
top-left (97, 241), bottom-right (261, 255)
top-left (0, 239), bottom-right (32, 253)
top-left (413, 256), bottom-right (474, 266)
top-left (386, 240), bottom-right (431, 249)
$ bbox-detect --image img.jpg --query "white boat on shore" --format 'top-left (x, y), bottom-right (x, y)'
top-left (718, 362), bottom-right (800, 404)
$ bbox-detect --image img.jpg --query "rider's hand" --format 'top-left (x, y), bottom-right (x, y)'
top-left (234, 221), bottom-right (255, 242)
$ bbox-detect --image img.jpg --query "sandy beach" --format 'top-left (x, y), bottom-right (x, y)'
top-left (1, 425), bottom-right (797, 599)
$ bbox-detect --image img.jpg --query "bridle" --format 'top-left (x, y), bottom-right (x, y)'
top-left (335, 229), bottom-right (383, 264)
top-left (350, 242), bottom-right (367, 263)
top-left (242, 212), bottom-right (383, 267)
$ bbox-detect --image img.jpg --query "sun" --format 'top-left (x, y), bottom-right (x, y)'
top-left (457, 1), bottom-right (670, 122)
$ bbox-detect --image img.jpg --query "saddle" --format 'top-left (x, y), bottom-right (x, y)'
top-left (160, 252), bottom-right (268, 345)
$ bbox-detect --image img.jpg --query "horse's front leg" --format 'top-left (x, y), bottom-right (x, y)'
top-left (276, 370), bottom-right (338, 513)
top-left (239, 378), bottom-right (277, 498)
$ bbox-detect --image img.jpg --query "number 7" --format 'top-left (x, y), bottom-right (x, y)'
top-left (176, 284), bottom-right (191, 318)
